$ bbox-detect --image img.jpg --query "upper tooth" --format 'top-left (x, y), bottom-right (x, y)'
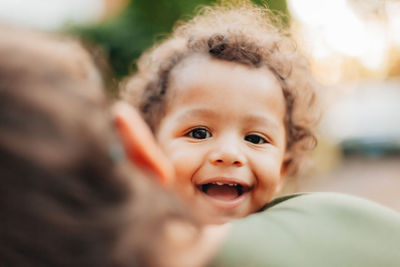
top-left (216, 182), bottom-right (224, 186)
top-left (228, 184), bottom-right (234, 186)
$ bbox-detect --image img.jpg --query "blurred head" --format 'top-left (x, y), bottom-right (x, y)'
top-left (0, 25), bottom-right (200, 267)
top-left (122, 0), bottom-right (320, 223)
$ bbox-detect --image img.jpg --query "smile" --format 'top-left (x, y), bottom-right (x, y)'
top-left (196, 179), bottom-right (252, 209)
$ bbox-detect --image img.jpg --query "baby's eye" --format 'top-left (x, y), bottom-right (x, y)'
top-left (186, 128), bottom-right (211, 139)
top-left (245, 134), bottom-right (268, 144)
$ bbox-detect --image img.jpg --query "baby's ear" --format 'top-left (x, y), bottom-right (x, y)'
top-left (112, 101), bottom-right (174, 186)
top-left (275, 155), bottom-right (292, 194)
top-left (280, 153), bottom-right (293, 179)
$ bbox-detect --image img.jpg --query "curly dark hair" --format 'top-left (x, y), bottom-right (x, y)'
top-left (122, 0), bottom-right (320, 176)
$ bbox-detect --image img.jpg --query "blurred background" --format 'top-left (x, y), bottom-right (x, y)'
top-left (1, 0), bottom-right (399, 211)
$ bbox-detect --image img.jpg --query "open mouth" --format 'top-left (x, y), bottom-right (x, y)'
top-left (197, 182), bottom-right (251, 201)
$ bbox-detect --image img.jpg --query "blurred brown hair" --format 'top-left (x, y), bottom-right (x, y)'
top-left (122, 0), bottom-right (320, 176)
top-left (0, 25), bottom-right (194, 267)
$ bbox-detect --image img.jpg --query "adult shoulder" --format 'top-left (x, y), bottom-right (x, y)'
top-left (210, 192), bottom-right (400, 267)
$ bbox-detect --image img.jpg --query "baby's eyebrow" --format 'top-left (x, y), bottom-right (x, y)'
top-left (243, 114), bottom-right (282, 134)
top-left (175, 108), bottom-right (217, 121)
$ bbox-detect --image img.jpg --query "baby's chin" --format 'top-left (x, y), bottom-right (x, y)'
top-left (198, 206), bottom-right (251, 225)
top-left (191, 190), bottom-right (256, 224)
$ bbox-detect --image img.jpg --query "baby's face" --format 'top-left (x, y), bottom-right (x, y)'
top-left (156, 56), bottom-right (287, 223)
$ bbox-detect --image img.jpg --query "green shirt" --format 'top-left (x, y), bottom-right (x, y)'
top-left (210, 193), bottom-right (400, 267)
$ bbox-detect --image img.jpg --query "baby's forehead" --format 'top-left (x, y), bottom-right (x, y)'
top-left (169, 54), bottom-right (282, 93)
top-left (165, 54), bottom-right (286, 121)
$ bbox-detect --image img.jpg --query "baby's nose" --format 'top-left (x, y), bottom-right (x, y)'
top-left (208, 140), bottom-right (246, 167)
top-left (212, 157), bottom-right (244, 166)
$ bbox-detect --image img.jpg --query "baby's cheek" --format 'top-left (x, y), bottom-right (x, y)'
top-left (169, 150), bottom-right (193, 177)
top-left (258, 168), bottom-right (283, 193)
top-left (254, 154), bottom-right (283, 181)
top-left (172, 181), bottom-right (193, 202)
top-left (252, 159), bottom-right (283, 204)
top-left (253, 180), bottom-right (279, 205)
top-left (168, 151), bottom-right (198, 200)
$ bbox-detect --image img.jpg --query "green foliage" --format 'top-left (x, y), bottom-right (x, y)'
top-left (74, 0), bottom-right (288, 78)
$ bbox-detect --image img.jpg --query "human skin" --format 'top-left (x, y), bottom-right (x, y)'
top-left (155, 55), bottom-right (289, 223)
top-left (114, 102), bottom-right (227, 267)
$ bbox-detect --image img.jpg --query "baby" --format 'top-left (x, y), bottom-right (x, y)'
top-left (122, 0), bottom-right (319, 223)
